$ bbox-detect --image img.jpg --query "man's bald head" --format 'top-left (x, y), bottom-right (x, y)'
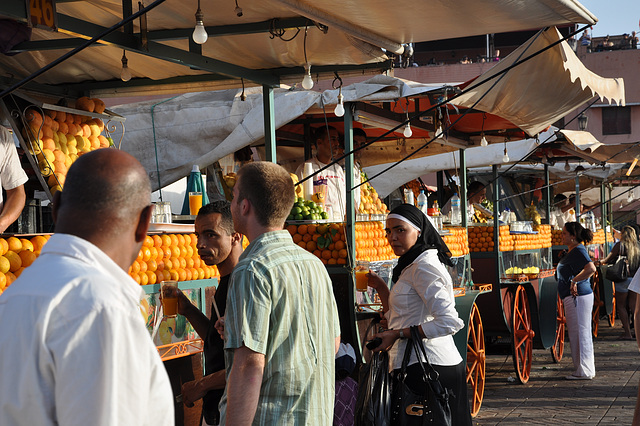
top-left (53, 149), bottom-right (153, 269)
top-left (57, 149), bottom-right (150, 221)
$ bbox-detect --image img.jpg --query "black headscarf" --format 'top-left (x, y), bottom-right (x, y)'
top-left (389, 203), bottom-right (454, 283)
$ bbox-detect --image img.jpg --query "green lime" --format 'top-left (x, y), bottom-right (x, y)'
top-left (308, 201), bottom-right (317, 209)
top-left (321, 212), bottom-right (328, 219)
top-left (287, 214), bottom-right (294, 220)
top-left (294, 214), bottom-right (303, 220)
top-left (292, 206), bottom-right (302, 215)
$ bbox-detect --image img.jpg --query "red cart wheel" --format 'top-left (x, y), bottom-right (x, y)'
top-left (466, 303), bottom-right (485, 417)
top-left (511, 286), bottom-right (534, 384)
top-left (608, 279), bottom-right (616, 327)
top-left (551, 295), bottom-right (565, 363)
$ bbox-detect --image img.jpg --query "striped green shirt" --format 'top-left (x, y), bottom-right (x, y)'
top-left (219, 230), bottom-right (340, 425)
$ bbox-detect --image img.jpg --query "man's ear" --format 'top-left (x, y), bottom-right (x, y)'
top-left (51, 191), bottom-right (62, 224)
top-left (240, 198), bottom-right (250, 216)
top-left (231, 232), bottom-right (243, 245)
top-left (135, 204), bottom-right (153, 243)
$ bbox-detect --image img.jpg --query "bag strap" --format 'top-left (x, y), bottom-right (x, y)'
top-left (410, 326), bottom-right (440, 382)
top-left (398, 330), bottom-right (413, 381)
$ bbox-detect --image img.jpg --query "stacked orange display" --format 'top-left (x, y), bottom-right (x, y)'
top-left (512, 225), bottom-right (551, 250)
top-left (22, 103), bottom-right (113, 196)
top-left (468, 225), bottom-right (496, 252)
top-left (0, 235), bottom-right (50, 295)
top-left (591, 228), bottom-right (612, 245)
top-left (469, 224), bottom-right (552, 252)
top-left (128, 234), bottom-right (220, 285)
top-left (285, 221), bottom-right (396, 265)
top-left (442, 227), bottom-right (469, 257)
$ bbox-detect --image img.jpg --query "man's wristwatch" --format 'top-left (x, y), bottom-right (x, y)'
top-left (398, 329), bottom-right (405, 339)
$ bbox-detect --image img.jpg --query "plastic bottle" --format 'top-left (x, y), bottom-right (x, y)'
top-left (404, 188), bottom-right (415, 206)
top-left (433, 200), bottom-right (439, 214)
top-left (417, 190), bottom-right (428, 215)
top-left (450, 193), bottom-right (462, 225)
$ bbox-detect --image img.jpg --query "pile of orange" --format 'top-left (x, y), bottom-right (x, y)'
top-left (512, 225), bottom-right (551, 250)
top-left (354, 221), bottom-right (395, 262)
top-left (128, 233), bottom-right (219, 286)
top-left (442, 227), bottom-right (469, 257)
top-left (591, 228), bottom-right (611, 245)
top-left (22, 102), bottom-right (112, 197)
top-left (467, 225), bottom-right (496, 252)
top-left (551, 229), bottom-right (563, 246)
top-left (0, 235), bottom-right (50, 295)
top-left (286, 220), bottom-right (395, 265)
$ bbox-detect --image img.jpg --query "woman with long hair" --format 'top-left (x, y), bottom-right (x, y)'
top-left (557, 221), bottom-right (597, 380)
top-left (366, 204), bottom-right (472, 425)
top-left (601, 225), bottom-right (640, 340)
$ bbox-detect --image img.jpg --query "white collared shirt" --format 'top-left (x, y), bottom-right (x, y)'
top-left (0, 126), bottom-right (28, 208)
top-left (385, 249), bottom-right (464, 369)
top-left (0, 234), bottom-right (173, 426)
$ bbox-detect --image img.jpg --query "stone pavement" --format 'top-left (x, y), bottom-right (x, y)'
top-left (474, 318), bottom-right (640, 424)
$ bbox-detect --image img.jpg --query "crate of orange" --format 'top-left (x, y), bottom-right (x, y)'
top-left (442, 226), bottom-right (469, 257)
top-left (285, 220), bottom-right (396, 265)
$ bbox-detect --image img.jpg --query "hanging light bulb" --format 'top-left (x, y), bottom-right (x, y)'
top-left (502, 146), bottom-right (509, 163)
top-left (403, 122), bottom-right (413, 138)
top-left (192, 1), bottom-right (208, 45)
top-left (541, 155), bottom-right (548, 164)
top-left (120, 51), bottom-right (131, 82)
top-left (234, 0), bottom-right (243, 16)
top-left (480, 133), bottom-right (488, 147)
top-left (564, 160), bottom-right (570, 172)
top-left (302, 63), bottom-right (314, 90)
top-left (334, 92), bottom-right (344, 117)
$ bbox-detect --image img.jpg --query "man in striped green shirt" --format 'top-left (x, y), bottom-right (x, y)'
top-left (219, 161), bottom-right (341, 425)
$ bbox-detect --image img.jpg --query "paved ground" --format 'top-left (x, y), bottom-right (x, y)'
top-left (474, 318), bottom-right (640, 425)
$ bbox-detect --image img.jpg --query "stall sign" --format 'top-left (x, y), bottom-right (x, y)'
top-left (28, 0), bottom-right (57, 31)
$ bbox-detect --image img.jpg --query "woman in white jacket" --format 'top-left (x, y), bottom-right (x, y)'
top-left (367, 203), bottom-right (471, 425)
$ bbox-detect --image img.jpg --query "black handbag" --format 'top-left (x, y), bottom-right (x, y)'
top-left (391, 326), bottom-right (452, 426)
top-left (355, 350), bottom-right (392, 426)
top-left (606, 244), bottom-right (629, 282)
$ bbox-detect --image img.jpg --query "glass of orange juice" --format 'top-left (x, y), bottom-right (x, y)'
top-left (161, 280), bottom-right (179, 318)
top-left (189, 191), bottom-right (203, 216)
top-left (355, 260), bottom-right (370, 292)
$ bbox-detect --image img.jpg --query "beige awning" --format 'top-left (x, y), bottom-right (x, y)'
top-left (454, 27), bottom-right (625, 137)
top-left (1, 0), bottom-right (597, 94)
top-left (559, 130), bottom-right (602, 152)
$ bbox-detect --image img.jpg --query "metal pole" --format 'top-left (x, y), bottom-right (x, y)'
top-left (544, 164), bottom-right (550, 225)
top-left (460, 149), bottom-right (468, 227)
top-left (262, 85), bottom-right (276, 162)
top-left (344, 105), bottom-right (356, 265)
top-left (575, 176), bottom-right (581, 219)
top-left (601, 182), bottom-right (609, 255)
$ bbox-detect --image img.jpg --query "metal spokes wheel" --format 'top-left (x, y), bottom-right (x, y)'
top-left (511, 286), bottom-right (534, 384)
top-left (466, 303), bottom-right (485, 417)
top-left (551, 295), bottom-right (565, 363)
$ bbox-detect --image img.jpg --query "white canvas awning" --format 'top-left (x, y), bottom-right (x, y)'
top-left (454, 27), bottom-right (625, 136)
top-left (362, 129), bottom-right (556, 198)
top-left (1, 0), bottom-right (597, 93)
top-left (559, 130), bottom-right (603, 153)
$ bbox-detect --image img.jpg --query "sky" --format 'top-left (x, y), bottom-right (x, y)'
top-left (578, 0), bottom-right (640, 37)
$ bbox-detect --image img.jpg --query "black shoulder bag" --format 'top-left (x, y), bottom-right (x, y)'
top-left (606, 243), bottom-right (629, 282)
top-left (354, 350), bottom-right (392, 426)
top-left (391, 326), bottom-right (452, 426)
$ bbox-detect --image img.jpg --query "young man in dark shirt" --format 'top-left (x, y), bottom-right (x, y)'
top-left (167, 200), bottom-right (243, 425)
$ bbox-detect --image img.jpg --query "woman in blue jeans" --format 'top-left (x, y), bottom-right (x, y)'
top-left (557, 222), bottom-right (596, 380)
